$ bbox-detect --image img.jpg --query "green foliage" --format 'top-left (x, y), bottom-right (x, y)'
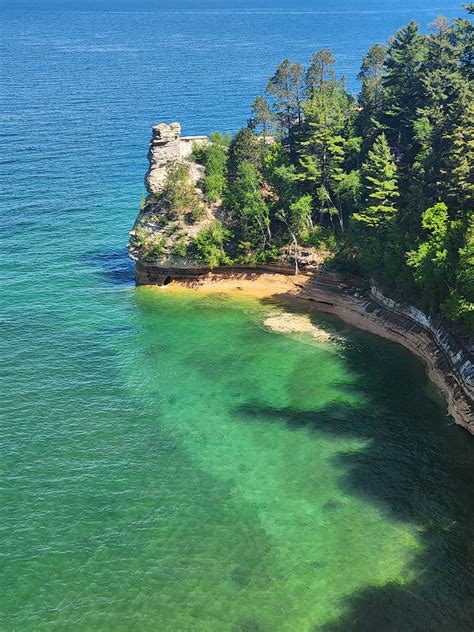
top-left (134, 227), bottom-right (167, 261)
top-left (297, 81), bottom-right (350, 229)
top-left (305, 225), bottom-right (338, 251)
top-left (349, 134), bottom-right (401, 279)
top-left (442, 217), bottom-right (474, 332)
top-left (192, 221), bottom-right (231, 268)
top-left (407, 203), bottom-right (458, 310)
top-left (226, 161), bottom-right (271, 253)
top-left (191, 142), bottom-right (207, 164)
top-left (172, 239), bottom-right (188, 258)
top-left (357, 44), bottom-right (388, 138)
top-left (286, 194), bottom-right (313, 242)
top-left (305, 49), bottom-right (336, 97)
top-left (160, 161), bottom-right (203, 221)
top-left (266, 59), bottom-right (305, 151)
top-left (188, 204), bottom-right (205, 223)
top-left (228, 128), bottom-right (260, 180)
top-left (353, 133), bottom-right (399, 227)
top-left (249, 96), bottom-right (275, 138)
top-left (142, 9), bottom-right (473, 332)
top-left (209, 131), bottom-right (231, 147)
top-left (382, 21), bottom-right (427, 162)
top-left (203, 138), bottom-right (228, 202)
top-left (139, 193), bottom-right (147, 211)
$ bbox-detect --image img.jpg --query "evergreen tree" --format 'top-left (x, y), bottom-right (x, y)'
top-left (442, 216), bottom-right (474, 331)
top-left (351, 134), bottom-right (400, 276)
top-left (186, 8), bottom-right (473, 331)
top-left (444, 99), bottom-right (474, 215)
top-left (383, 21), bottom-right (427, 164)
top-left (357, 44), bottom-right (388, 138)
top-left (414, 16), bottom-right (470, 205)
top-left (354, 133), bottom-right (399, 226)
top-left (227, 128), bottom-right (260, 180)
top-left (266, 59), bottom-right (305, 152)
top-left (305, 49), bottom-right (335, 97)
top-left (454, 4), bottom-right (474, 79)
top-left (226, 161), bottom-right (271, 257)
top-left (249, 95), bottom-right (275, 141)
top-left (298, 80), bottom-right (349, 230)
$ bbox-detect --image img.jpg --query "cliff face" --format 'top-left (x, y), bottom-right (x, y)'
top-left (130, 121), bottom-right (325, 280)
top-left (129, 122), bottom-right (217, 271)
top-left (144, 122), bottom-right (208, 195)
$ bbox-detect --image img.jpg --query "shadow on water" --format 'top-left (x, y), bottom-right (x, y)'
top-left (233, 319), bottom-right (474, 631)
top-left (134, 288), bottom-right (474, 629)
top-left (82, 248), bottom-right (135, 286)
top-left (238, 398), bottom-right (474, 629)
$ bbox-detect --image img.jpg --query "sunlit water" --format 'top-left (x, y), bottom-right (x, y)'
top-left (1, 3), bottom-right (474, 630)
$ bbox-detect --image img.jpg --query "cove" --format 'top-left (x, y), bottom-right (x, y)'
top-left (122, 288), bottom-right (474, 631)
top-left (2, 279), bottom-right (474, 629)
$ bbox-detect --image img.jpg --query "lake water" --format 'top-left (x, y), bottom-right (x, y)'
top-left (1, 2), bottom-right (474, 630)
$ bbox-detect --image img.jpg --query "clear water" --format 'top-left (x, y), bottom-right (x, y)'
top-left (1, 3), bottom-right (473, 630)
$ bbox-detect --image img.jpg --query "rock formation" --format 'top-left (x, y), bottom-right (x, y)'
top-left (145, 122), bottom-right (208, 194)
top-left (129, 122), bottom-right (216, 271)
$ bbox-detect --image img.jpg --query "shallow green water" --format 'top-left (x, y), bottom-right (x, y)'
top-left (4, 285), bottom-right (473, 630)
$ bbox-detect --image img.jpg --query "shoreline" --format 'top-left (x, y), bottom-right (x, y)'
top-left (146, 269), bottom-right (474, 434)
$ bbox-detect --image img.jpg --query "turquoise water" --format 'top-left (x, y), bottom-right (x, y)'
top-left (1, 3), bottom-right (474, 630)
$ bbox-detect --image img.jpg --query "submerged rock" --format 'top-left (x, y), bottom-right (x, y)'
top-left (264, 312), bottom-right (332, 342)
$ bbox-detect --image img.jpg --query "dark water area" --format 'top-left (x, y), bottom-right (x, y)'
top-left (1, 3), bottom-right (473, 630)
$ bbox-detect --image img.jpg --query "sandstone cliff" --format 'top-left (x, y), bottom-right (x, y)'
top-left (144, 122), bottom-right (208, 195)
top-left (129, 122), bottom-right (217, 270)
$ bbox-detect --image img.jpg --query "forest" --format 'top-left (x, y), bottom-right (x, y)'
top-left (147, 5), bottom-right (473, 333)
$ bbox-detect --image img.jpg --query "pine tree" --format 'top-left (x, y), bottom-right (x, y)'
top-left (305, 49), bottom-right (335, 97)
top-left (298, 81), bottom-right (349, 229)
top-left (266, 59), bottom-right (305, 152)
top-left (445, 99), bottom-right (474, 215)
top-left (226, 161), bottom-right (271, 256)
top-left (357, 44), bottom-right (388, 138)
top-left (249, 96), bottom-right (275, 141)
top-left (383, 21), bottom-right (427, 164)
top-left (227, 128), bottom-right (259, 181)
top-left (415, 17), bottom-right (470, 204)
top-left (353, 133), bottom-right (399, 226)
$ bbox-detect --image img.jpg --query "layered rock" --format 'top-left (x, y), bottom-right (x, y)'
top-left (130, 122), bottom-right (216, 270)
top-left (145, 122), bottom-right (208, 194)
top-left (145, 123), bottom-right (182, 194)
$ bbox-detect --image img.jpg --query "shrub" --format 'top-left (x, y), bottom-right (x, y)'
top-left (192, 221), bottom-right (231, 268)
top-left (172, 240), bottom-right (188, 257)
top-left (191, 142), bottom-right (208, 164)
top-left (161, 161), bottom-right (202, 221)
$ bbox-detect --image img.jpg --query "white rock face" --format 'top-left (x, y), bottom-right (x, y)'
top-left (145, 122), bottom-right (182, 194)
top-left (144, 122), bottom-right (208, 194)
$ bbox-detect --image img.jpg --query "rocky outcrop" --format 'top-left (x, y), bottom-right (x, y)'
top-left (129, 123), bottom-right (216, 268)
top-left (145, 122), bottom-right (208, 194)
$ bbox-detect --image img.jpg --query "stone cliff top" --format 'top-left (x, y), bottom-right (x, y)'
top-left (145, 122), bottom-right (208, 194)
